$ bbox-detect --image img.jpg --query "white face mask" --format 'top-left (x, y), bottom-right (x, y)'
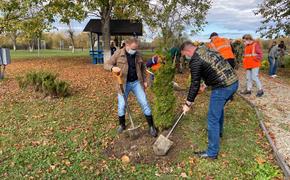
top-left (185, 55), bottom-right (192, 60)
top-left (127, 49), bottom-right (136, 55)
top-left (244, 40), bottom-right (251, 45)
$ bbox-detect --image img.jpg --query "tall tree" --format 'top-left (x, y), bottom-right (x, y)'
top-left (83, 0), bottom-right (143, 61)
top-left (138, 0), bottom-right (211, 49)
top-left (47, 0), bottom-right (86, 53)
top-left (84, 0), bottom-right (115, 62)
top-left (255, 0), bottom-right (290, 38)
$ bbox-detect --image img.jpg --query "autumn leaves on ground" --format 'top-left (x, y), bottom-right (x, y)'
top-left (0, 57), bottom-right (283, 179)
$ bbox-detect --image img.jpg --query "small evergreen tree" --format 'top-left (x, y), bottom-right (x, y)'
top-left (153, 53), bottom-right (176, 130)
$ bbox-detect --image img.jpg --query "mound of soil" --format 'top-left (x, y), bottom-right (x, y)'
top-left (104, 129), bottom-right (196, 165)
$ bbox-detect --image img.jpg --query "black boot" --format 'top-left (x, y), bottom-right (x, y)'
top-left (145, 115), bottom-right (158, 137)
top-left (117, 115), bottom-right (126, 133)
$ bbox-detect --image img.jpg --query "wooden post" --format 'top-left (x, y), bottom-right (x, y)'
top-left (90, 32), bottom-right (94, 51)
top-left (97, 34), bottom-right (100, 51)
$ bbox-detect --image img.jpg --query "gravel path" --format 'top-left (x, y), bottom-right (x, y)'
top-left (238, 70), bottom-right (290, 167)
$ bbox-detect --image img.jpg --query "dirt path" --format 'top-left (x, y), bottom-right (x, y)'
top-left (238, 70), bottom-right (290, 167)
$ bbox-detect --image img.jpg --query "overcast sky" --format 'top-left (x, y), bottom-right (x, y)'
top-left (53, 0), bottom-right (264, 42)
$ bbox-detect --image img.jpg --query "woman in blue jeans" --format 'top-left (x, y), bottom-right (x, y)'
top-left (268, 41), bottom-right (279, 78)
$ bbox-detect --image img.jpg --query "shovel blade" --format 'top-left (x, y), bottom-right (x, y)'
top-left (124, 125), bottom-right (141, 140)
top-left (153, 134), bottom-right (173, 156)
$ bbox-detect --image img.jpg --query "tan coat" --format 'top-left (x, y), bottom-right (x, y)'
top-left (104, 48), bottom-right (146, 93)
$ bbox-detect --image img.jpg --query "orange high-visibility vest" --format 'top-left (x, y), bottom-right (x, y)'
top-left (151, 63), bottom-right (161, 72)
top-left (208, 37), bottom-right (235, 59)
top-left (243, 42), bottom-right (261, 69)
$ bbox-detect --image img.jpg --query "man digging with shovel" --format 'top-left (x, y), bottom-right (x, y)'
top-left (180, 41), bottom-right (239, 159)
top-left (104, 37), bottom-right (158, 137)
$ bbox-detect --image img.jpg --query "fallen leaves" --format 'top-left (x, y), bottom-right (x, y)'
top-left (255, 156), bottom-right (266, 165)
top-left (121, 155), bottom-right (130, 164)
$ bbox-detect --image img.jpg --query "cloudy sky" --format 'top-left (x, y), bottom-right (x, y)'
top-left (54, 0), bottom-right (264, 42)
top-left (191, 0), bottom-right (263, 42)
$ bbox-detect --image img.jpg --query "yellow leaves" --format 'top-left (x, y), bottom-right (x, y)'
top-left (255, 156), bottom-right (266, 165)
top-left (121, 155), bottom-right (130, 164)
top-left (62, 159), bottom-right (71, 167)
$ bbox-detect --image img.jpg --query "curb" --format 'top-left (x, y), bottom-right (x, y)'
top-left (238, 93), bottom-right (290, 179)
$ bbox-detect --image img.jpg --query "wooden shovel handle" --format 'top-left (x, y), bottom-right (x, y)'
top-left (113, 71), bottom-right (123, 85)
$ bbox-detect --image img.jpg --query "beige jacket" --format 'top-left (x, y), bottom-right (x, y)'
top-left (104, 48), bottom-right (146, 93)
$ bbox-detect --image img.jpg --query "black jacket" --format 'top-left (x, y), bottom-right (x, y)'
top-left (187, 46), bottom-right (238, 102)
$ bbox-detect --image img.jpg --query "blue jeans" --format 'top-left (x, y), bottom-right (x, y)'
top-left (268, 56), bottom-right (278, 76)
top-left (206, 81), bottom-right (239, 156)
top-left (118, 80), bottom-right (152, 117)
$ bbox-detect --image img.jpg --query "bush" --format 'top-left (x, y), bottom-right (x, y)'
top-left (260, 60), bottom-right (269, 70)
top-left (153, 53), bottom-right (176, 130)
top-left (17, 71), bottom-right (70, 98)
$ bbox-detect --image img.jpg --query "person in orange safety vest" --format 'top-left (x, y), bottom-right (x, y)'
top-left (208, 32), bottom-right (236, 68)
top-left (241, 34), bottom-right (264, 97)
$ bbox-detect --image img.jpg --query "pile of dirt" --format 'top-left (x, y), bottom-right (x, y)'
top-left (104, 129), bottom-right (196, 165)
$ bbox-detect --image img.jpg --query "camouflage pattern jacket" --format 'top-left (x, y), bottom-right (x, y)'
top-left (187, 46), bottom-right (238, 102)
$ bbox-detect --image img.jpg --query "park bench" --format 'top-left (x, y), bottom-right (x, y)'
top-left (89, 50), bottom-right (104, 64)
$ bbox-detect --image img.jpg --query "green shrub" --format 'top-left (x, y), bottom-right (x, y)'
top-left (17, 71), bottom-right (70, 98)
top-left (153, 53), bottom-right (176, 130)
top-left (260, 60), bottom-right (269, 70)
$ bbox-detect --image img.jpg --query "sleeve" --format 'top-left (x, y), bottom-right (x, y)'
top-left (146, 58), bottom-right (155, 68)
top-left (255, 43), bottom-right (263, 61)
top-left (104, 50), bottom-right (118, 71)
top-left (141, 61), bottom-right (147, 81)
top-left (187, 58), bottom-right (202, 102)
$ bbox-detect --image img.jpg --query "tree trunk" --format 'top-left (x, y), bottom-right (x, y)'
top-left (102, 15), bottom-right (111, 63)
top-left (101, 1), bottom-right (114, 63)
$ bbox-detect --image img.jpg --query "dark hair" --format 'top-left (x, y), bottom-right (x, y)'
top-left (180, 41), bottom-right (193, 51)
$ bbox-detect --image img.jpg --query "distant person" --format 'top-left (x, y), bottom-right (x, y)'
top-left (207, 32), bottom-right (236, 68)
top-left (170, 46), bottom-right (183, 73)
top-left (268, 41), bottom-right (279, 78)
top-left (278, 41), bottom-right (287, 68)
top-left (110, 42), bottom-right (117, 55)
top-left (241, 34), bottom-right (264, 97)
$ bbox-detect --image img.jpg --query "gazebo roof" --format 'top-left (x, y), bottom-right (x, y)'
top-left (83, 19), bottom-right (143, 36)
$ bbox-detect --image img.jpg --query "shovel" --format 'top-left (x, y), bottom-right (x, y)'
top-left (153, 111), bottom-right (185, 156)
top-left (113, 71), bottom-right (141, 139)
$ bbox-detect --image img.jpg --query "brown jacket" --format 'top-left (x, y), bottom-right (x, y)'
top-left (104, 48), bottom-right (146, 93)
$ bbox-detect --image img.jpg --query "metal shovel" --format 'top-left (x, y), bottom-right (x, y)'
top-left (153, 111), bottom-right (185, 156)
top-left (113, 71), bottom-right (141, 139)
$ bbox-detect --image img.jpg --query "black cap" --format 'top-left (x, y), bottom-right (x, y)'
top-left (209, 32), bottom-right (218, 39)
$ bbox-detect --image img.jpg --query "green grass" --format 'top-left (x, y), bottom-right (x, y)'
top-left (0, 58), bottom-right (283, 179)
top-left (10, 49), bottom-right (89, 60)
top-left (9, 49), bottom-right (155, 61)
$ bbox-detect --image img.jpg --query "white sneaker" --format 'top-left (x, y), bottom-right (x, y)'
top-left (270, 75), bottom-right (277, 78)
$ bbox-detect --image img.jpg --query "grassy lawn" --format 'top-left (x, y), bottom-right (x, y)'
top-left (10, 49), bottom-right (89, 60)
top-left (0, 57), bottom-right (283, 179)
top-left (9, 49), bottom-right (155, 61)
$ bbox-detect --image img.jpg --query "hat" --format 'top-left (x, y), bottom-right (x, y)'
top-left (209, 32), bottom-right (218, 39)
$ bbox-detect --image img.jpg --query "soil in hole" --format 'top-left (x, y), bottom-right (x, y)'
top-left (104, 129), bottom-right (196, 165)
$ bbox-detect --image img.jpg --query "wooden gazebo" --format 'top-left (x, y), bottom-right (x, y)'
top-left (83, 19), bottom-right (143, 64)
